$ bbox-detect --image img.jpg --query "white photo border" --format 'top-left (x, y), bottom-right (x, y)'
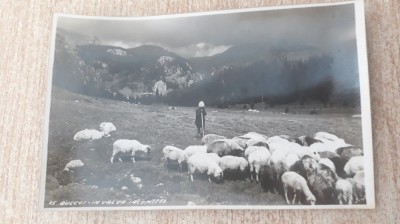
top-left (40, 0), bottom-right (374, 210)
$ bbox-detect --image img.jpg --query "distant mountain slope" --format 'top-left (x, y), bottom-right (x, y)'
top-left (53, 30), bottom-right (205, 99)
top-left (52, 29), bottom-right (360, 106)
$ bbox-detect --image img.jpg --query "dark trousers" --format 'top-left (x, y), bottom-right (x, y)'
top-left (196, 123), bottom-right (205, 134)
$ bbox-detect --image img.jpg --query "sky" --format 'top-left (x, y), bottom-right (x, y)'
top-left (57, 3), bottom-right (357, 58)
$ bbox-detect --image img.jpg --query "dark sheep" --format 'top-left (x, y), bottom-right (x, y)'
top-left (307, 172), bottom-right (336, 205)
top-left (295, 136), bottom-right (322, 146)
top-left (207, 139), bottom-right (244, 157)
top-left (336, 146), bottom-right (363, 160)
top-left (289, 155), bottom-right (318, 180)
top-left (259, 164), bottom-right (275, 193)
top-left (329, 157), bottom-right (348, 178)
top-left (318, 151), bottom-right (340, 159)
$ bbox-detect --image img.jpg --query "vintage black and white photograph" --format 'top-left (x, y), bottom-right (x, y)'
top-left (41, 1), bottom-right (374, 210)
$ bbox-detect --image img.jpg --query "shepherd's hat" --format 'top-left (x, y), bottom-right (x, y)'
top-left (198, 101), bottom-right (205, 108)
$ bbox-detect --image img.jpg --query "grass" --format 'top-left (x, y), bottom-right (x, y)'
top-left (44, 87), bottom-right (363, 208)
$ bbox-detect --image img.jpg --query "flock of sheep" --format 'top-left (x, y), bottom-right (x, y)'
top-left (69, 122), bottom-right (365, 206)
top-left (161, 132), bottom-right (365, 205)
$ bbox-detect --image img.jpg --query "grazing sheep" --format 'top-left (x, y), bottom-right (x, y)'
top-left (163, 146), bottom-right (189, 172)
top-left (314, 132), bottom-right (342, 143)
top-left (270, 150), bottom-right (289, 193)
top-left (329, 157), bottom-right (348, 178)
top-left (344, 156), bottom-right (364, 177)
top-left (73, 129), bottom-right (110, 141)
top-left (318, 158), bottom-right (336, 172)
top-left (318, 151), bottom-right (340, 159)
top-left (205, 153), bottom-right (221, 163)
top-left (268, 141), bottom-right (320, 161)
top-left (246, 138), bottom-right (269, 149)
top-left (309, 141), bottom-right (351, 153)
top-left (352, 170), bottom-right (366, 203)
top-left (201, 134), bottom-right (226, 146)
top-left (184, 145), bottom-right (207, 157)
top-left (99, 122), bottom-right (116, 134)
top-left (268, 151), bottom-right (299, 194)
top-left (295, 136), bottom-right (321, 146)
top-left (267, 136), bottom-right (291, 145)
top-left (335, 179), bottom-right (353, 205)
top-left (279, 135), bottom-right (296, 142)
top-left (298, 147), bottom-right (321, 162)
top-left (289, 155), bottom-right (318, 179)
top-left (218, 156), bottom-right (249, 180)
top-left (240, 132), bottom-right (268, 141)
top-left (307, 171), bottom-right (336, 205)
top-left (64, 160), bottom-right (84, 171)
top-left (244, 146), bottom-right (268, 159)
top-left (268, 141), bottom-right (298, 154)
top-left (187, 153), bottom-right (223, 182)
top-left (285, 153), bottom-right (300, 169)
top-left (110, 139), bottom-right (151, 163)
top-left (207, 139), bottom-right (244, 157)
top-left (353, 170), bottom-right (364, 185)
top-left (281, 171), bottom-right (316, 205)
top-left (347, 171), bottom-right (365, 204)
top-left (259, 164), bottom-right (275, 193)
top-left (336, 146), bottom-right (363, 160)
top-left (317, 166), bottom-right (338, 188)
top-left (231, 136), bottom-right (248, 149)
top-left (248, 149), bottom-right (271, 182)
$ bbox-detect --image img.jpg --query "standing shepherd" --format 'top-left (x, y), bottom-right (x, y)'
top-left (195, 101), bottom-right (207, 138)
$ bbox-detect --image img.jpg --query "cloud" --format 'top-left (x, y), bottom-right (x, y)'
top-left (57, 3), bottom-right (357, 58)
top-left (169, 42), bottom-right (231, 58)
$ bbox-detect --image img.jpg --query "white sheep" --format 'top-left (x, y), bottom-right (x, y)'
top-left (309, 141), bottom-right (351, 153)
top-left (246, 138), bottom-right (269, 149)
top-left (205, 153), bottom-right (221, 163)
top-left (314, 132), bottom-right (348, 146)
top-left (298, 147), bottom-right (321, 161)
top-left (248, 149), bottom-right (271, 182)
top-left (218, 155), bottom-right (249, 176)
top-left (270, 150), bottom-right (288, 189)
top-left (239, 132), bottom-right (268, 141)
top-left (295, 135), bottom-right (321, 146)
top-left (268, 141), bottom-right (299, 154)
top-left (73, 129), bottom-right (110, 141)
top-left (351, 170), bottom-right (365, 203)
top-left (110, 139), bottom-right (151, 163)
top-left (99, 122), bottom-right (116, 134)
top-left (285, 153), bottom-right (300, 169)
top-left (347, 171), bottom-right (365, 204)
top-left (335, 179), bottom-right (353, 205)
top-left (184, 145), bottom-right (207, 157)
top-left (64, 159), bottom-right (84, 171)
top-left (163, 145), bottom-right (188, 172)
top-left (281, 171), bottom-right (316, 205)
top-left (201, 134), bottom-right (227, 146)
top-left (231, 136), bottom-right (248, 149)
top-left (269, 141), bottom-right (320, 161)
top-left (244, 146), bottom-right (268, 159)
top-left (187, 153), bottom-right (223, 182)
top-left (269, 151), bottom-right (299, 193)
top-left (344, 156), bottom-right (364, 177)
top-left (314, 132), bottom-right (341, 142)
top-left (267, 135), bottom-right (291, 145)
top-left (207, 139), bottom-right (244, 157)
top-left (318, 158), bottom-right (336, 172)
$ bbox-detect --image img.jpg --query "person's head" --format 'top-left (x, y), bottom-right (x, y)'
top-left (198, 101), bottom-right (205, 108)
